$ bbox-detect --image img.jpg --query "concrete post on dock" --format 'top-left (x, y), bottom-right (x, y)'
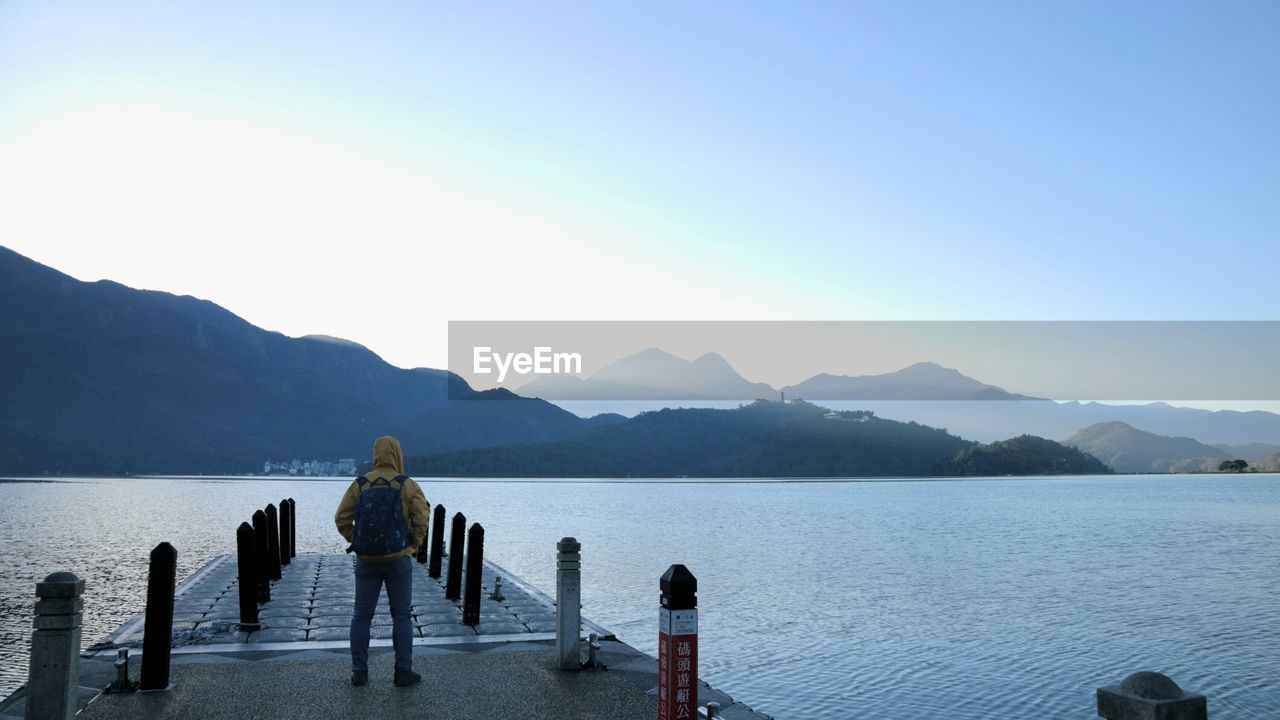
top-left (1097, 671), bottom-right (1206, 720)
top-left (556, 537), bottom-right (581, 671)
top-left (24, 571), bottom-right (83, 720)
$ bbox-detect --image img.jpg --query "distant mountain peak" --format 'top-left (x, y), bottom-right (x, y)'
top-left (782, 360), bottom-right (1030, 401)
top-left (896, 361), bottom-right (967, 378)
top-left (1092, 420), bottom-right (1136, 430)
top-left (303, 334), bottom-right (369, 350)
top-left (692, 352), bottom-right (731, 367)
top-left (517, 346), bottom-right (775, 400)
top-left (633, 346), bottom-right (680, 360)
top-left (1066, 421), bottom-right (1230, 473)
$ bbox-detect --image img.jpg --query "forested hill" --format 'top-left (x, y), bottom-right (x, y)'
top-left (408, 400), bottom-right (1112, 478)
top-left (935, 435), bottom-right (1113, 477)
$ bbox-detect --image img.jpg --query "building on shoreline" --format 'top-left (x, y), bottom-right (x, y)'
top-left (260, 458), bottom-right (357, 476)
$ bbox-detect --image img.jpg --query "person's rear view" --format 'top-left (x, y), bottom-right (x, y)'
top-left (334, 435), bottom-right (430, 688)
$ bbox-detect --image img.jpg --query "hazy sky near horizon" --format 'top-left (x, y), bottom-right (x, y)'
top-left (1, 2), bottom-right (1277, 374)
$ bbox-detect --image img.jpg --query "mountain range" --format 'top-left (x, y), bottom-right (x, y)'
top-left (2, 244), bottom-right (1275, 476)
top-left (518, 348), bottom-right (1280, 448)
top-left (518, 350), bottom-right (1032, 401)
top-left (0, 246), bottom-right (618, 474)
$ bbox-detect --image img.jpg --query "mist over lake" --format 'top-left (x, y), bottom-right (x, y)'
top-left (2, 474), bottom-right (1276, 718)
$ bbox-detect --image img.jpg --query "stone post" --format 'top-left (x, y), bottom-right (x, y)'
top-left (235, 522), bottom-right (260, 630)
top-left (556, 537), bottom-right (581, 671)
top-left (462, 524), bottom-right (485, 626)
top-left (264, 504), bottom-right (282, 581)
top-left (140, 542), bottom-right (177, 691)
top-left (1097, 671), bottom-right (1206, 720)
top-left (427, 504), bottom-right (446, 578)
top-left (24, 571), bottom-right (83, 720)
top-left (445, 512), bottom-right (466, 601)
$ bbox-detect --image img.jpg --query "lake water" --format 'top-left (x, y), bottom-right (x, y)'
top-left (1, 474), bottom-right (1277, 717)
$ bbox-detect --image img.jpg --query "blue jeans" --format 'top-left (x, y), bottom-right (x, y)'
top-left (350, 555), bottom-right (414, 674)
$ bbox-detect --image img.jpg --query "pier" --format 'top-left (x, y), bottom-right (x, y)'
top-left (0, 500), bottom-right (773, 720)
top-left (1, 500), bottom-right (1214, 720)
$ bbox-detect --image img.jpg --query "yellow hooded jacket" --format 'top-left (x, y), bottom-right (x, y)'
top-left (334, 436), bottom-right (430, 563)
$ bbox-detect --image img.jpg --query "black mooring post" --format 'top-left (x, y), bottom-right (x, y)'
top-left (428, 504), bottom-right (446, 578)
top-left (278, 498), bottom-right (291, 566)
top-left (265, 504), bottom-right (282, 581)
top-left (445, 512), bottom-right (466, 600)
top-left (462, 524), bottom-right (485, 626)
top-left (287, 498), bottom-right (296, 558)
top-left (235, 523), bottom-right (260, 630)
top-left (251, 510), bottom-right (271, 602)
top-left (140, 542), bottom-right (177, 691)
top-left (416, 508), bottom-right (430, 564)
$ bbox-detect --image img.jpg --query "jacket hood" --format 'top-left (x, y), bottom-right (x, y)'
top-left (371, 435), bottom-right (404, 475)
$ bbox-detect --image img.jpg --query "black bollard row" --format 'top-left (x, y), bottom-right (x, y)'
top-left (462, 524), bottom-right (485, 625)
top-left (235, 523), bottom-right (260, 630)
top-left (265, 504), bottom-right (282, 581)
top-left (251, 510), bottom-right (271, 602)
top-left (428, 504), bottom-right (446, 578)
top-left (445, 512), bottom-right (466, 601)
top-left (140, 542), bottom-right (177, 691)
top-left (278, 498), bottom-right (291, 567)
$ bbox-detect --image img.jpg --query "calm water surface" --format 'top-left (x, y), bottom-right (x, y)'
top-left (1, 474), bottom-right (1277, 718)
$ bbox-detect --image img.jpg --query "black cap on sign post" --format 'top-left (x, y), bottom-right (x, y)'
top-left (660, 564), bottom-right (697, 610)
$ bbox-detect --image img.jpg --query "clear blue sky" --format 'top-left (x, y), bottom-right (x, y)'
top-left (1, 1), bottom-right (1277, 369)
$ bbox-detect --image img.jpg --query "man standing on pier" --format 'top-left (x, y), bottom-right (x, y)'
top-left (334, 435), bottom-right (430, 688)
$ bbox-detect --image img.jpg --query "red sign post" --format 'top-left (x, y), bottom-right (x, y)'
top-left (659, 564), bottom-right (698, 720)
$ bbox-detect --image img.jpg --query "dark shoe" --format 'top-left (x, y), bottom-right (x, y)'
top-left (351, 670), bottom-right (368, 687)
top-left (393, 670), bottom-right (421, 687)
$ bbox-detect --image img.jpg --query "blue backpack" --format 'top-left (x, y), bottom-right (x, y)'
top-left (350, 474), bottom-right (409, 556)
